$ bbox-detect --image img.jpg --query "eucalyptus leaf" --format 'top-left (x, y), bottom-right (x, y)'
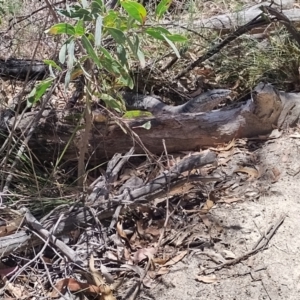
top-left (162, 33), bottom-right (180, 58)
top-left (81, 35), bottom-right (102, 68)
top-left (27, 78), bottom-right (54, 108)
top-left (101, 93), bottom-right (125, 113)
top-left (46, 23), bottom-right (75, 35)
top-left (43, 60), bottom-right (62, 71)
top-left (156, 0), bottom-right (172, 19)
top-left (116, 44), bottom-right (129, 68)
top-left (120, 0), bottom-right (147, 25)
top-left (107, 27), bottom-right (126, 44)
top-left (75, 19), bottom-right (85, 36)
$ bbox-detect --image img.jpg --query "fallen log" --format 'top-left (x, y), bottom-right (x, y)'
top-left (3, 83), bottom-right (298, 163)
top-left (166, 0), bottom-right (299, 33)
top-left (0, 58), bottom-right (48, 80)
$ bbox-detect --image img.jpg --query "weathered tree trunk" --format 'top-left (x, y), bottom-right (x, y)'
top-left (0, 59), bottom-right (48, 80)
top-left (2, 83), bottom-right (299, 163)
top-left (167, 1), bottom-right (299, 33)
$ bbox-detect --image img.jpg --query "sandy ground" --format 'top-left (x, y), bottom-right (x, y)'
top-left (141, 133), bottom-right (300, 300)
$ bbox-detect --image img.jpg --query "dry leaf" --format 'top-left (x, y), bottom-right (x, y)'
top-left (116, 221), bottom-right (129, 241)
top-left (199, 215), bottom-right (211, 228)
top-left (133, 247), bottom-right (157, 264)
top-left (200, 199), bottom-right (215, 213)
top-left (163, 251), bottom-right (187, 267)
top-left (144, 226), bottom-right (161, 237)
top-left (221, 250), bottom-right (236, 259)
top-left (271, 167), bottom-right (281, 182)
top-left (156, 266), bottom-right (169, 275)
top-left (290, 132), bottom-right (300, 138)
top-left (196, 275), bottom-right (218, 283)
top-left (152, 257), bottom-right (169, 265)
top-left (3, 281), bottom-right (24, 298)
top-left (89, 255), bottom-right (116, 300)
top-left (234, 167), bottom-right (259, 179)
top-left (143, 275), bottom-right (155, 288)
top-left (210, 139), bottom-right (235, 152)
top-left (51, 278), bottom-right (116, 300)
top-left (89, 255), bottom-right (105, 286)
top-left (51, 278), bottom-right (100, 298)
top-left (269, 129), bottom-right (282, 138)
top-left (0, 217), bottom-right (23, 237)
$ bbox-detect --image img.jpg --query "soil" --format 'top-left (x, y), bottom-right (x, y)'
top-left (141, 132), bottom-right (300, 300)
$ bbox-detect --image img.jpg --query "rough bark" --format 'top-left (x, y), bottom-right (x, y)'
top-left (1, 83), bottom-right (299, 164)
top-left (0, 58), bottom-right (48, 80)
top-left (166, 1), bottom-right (299, 33)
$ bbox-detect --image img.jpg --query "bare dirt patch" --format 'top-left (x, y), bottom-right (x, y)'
top-left (143, 132), bottom-right (300, 300)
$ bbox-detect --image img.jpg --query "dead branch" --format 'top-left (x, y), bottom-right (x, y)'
top-left (0, 150), bottom-right (216, 257)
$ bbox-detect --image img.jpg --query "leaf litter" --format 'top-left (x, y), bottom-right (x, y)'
top-left (0, 134), bottom-right (286, 300)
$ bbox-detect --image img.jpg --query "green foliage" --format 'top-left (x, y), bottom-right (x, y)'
top-left (27, 78), bottom-right (54, 108)
top-left (156, 0), bottom-right (172, 19)
top-left (120, 0), bottom-right (147, 25)
top-left (44, 0), bottom-right (186, 111)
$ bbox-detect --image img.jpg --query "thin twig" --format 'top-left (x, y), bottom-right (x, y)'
top-left (7, 213), bottom-right (64, 283)
top-left (202, 215), bottom-right (285, 273)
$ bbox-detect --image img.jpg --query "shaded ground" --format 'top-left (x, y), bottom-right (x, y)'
top-left (143, 132), bottom-right (300, 300)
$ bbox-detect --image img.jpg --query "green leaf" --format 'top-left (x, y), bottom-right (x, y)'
top-left (94, 0), bottom-right (104, 6)
top-left (146, 27), bottom-right (187, 42)
top-left (43, 60), bottom-right (62, 71)
top-left (75, 19), bottom-right (85, 36)
top-left (81, 35), bottom-right (102, 68)
top-left (101, 93), bottom-right (125, 113)
top-left (95, 15), bottom-right (103, 47)
top-left (166, 34), bottom-right (187, 42)
top-left (156, 0), bottom-right (172, 19)
top-left (107, 27), bottom-right (126, 44)
top-left (58, 8), bottom-right (92, 20)
top-left (127, 35), bottom-right (145, 68)
top-left (103, 10), bottom-right (119, 27)
top-left (123, 110), bottom-right (153, 119)
top-left (145, 27), bottom-right (167, 40)
top-left (120, 0), bottom-right (147, 25)
top-left (133, 35), bottom-right (145, 68)
top-left (118, 71), bottom-right (134, 88)
top-left (116, 45), bottom-right (128, 68)
top-left (91, 0), bottom-right (105, 13)
top-left (100, 47), bottom-right (114, 60)
top-left (46, 23), bottom-right (75, 35)
top-left (162, 33), bottom-right (180, 58)
top-left (27, 78), bottom-right (54, 108)
top-left (99, 48), bottom-right (133, 88)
